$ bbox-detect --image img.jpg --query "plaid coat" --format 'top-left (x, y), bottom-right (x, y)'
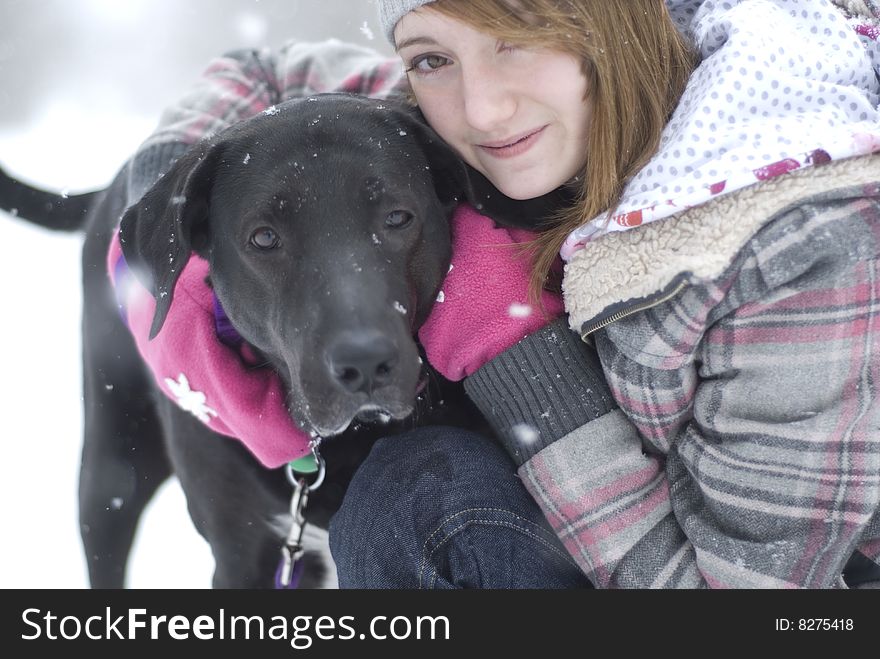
top-left (512, 155), bottom-right (880, 588)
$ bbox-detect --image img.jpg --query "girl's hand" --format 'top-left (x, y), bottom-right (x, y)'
top-left (418, 204), bottom-right (564, 381)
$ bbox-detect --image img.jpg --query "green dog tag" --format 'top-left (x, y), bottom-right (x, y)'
top-left (288, 455), bottom-right (319, 474)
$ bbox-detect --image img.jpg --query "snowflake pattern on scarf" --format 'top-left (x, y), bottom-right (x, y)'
top-left (164, 373), bottom-right (219, 424)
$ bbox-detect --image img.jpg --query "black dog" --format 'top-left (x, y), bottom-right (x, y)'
top-left (1, 94), bottom-right (486, 588)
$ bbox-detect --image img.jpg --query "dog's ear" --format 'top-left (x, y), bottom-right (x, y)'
top-left (403, 107), bottom-right (575, 230)
top-left (119, 141), bottom-right (223, 339)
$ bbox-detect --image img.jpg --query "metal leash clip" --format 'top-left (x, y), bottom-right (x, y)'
top-left (277, 477), bottom-right (309, 588)
top-left (275, 443), bottom-right (326, 589)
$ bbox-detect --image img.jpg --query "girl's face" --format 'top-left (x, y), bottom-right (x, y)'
top-left (395, 8), bottom-right (591, 201)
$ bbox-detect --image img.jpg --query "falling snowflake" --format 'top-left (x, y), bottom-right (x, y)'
top-left (508, 303), bottom-right (533, 318)
top-left (263, 105), bottom-right (280, 116)
top-left (360, 21), bottom-right (375, 40)
top-left (511, 424), bottom-right (539, 444)
top-left (393, 301), bottom-right (407, 315)
top-left (164, 373), bottom-right (218, 424)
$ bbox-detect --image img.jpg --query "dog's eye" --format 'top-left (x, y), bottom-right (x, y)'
top-left (385, 210), bottom-right (414, 229)
top-left (250, 228), bottom-right (280, 250)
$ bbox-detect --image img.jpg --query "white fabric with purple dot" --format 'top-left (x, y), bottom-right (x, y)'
top-left (562, 0), bottom-right (880, 259)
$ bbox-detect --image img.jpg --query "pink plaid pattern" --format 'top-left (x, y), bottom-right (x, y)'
top-left (523, 189), bottom-right (880, 588)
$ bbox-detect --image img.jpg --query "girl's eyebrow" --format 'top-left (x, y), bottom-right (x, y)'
top-left (395, 36), bottom-right (440, 52)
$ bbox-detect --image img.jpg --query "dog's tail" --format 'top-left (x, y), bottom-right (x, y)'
top-left (0, 164), bottom-right (102, 232)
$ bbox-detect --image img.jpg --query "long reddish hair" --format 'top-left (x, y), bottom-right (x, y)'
top-left (422, 0), bottom-right (696, 297)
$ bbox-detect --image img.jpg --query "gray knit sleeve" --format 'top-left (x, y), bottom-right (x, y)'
top-left (464, 317), bottom-right (618, 467)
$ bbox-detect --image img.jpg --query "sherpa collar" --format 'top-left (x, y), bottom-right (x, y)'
top-left (562, 153), bottom-right (880, 335)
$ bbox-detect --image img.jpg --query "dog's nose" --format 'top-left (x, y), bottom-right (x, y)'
top-left (327, 332), bottom-right (398, 394)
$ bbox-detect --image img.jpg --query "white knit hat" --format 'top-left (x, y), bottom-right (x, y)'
top-left (376, 0), bottom-right (437, 43)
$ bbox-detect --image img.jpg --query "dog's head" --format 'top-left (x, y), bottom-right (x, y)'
top-left (120, 94), bottom-right (468, 437)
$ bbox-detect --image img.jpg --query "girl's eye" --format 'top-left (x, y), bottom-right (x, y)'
top-left (250, 227), bottom-right (280, 250)
top-left (385, 210), bottom-right (414, 229)
top-left (408, 54), bottom-right (451, 74)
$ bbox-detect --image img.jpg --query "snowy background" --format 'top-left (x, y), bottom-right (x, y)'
top-left (0, 0), bottom-right (391, 588)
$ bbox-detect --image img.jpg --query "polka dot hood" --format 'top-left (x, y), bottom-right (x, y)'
top-left (562, 0), bottom-right (880, 260)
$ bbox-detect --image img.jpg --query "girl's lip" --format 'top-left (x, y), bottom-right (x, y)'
top-left (477, 126), bottom-right (547, 159)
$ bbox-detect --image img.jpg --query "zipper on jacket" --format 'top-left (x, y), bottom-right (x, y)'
top-left (580, 280), bottom-right (688, 342)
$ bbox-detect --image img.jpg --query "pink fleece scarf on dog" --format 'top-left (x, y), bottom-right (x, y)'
top-left (107, 230), bottom-right (312, 469)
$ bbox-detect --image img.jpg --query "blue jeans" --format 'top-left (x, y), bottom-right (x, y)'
top-left (329, 426), bottom-right (592, 589)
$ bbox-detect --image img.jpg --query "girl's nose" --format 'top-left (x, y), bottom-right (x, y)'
top-left (460, 62), bottom-right (517, 134)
